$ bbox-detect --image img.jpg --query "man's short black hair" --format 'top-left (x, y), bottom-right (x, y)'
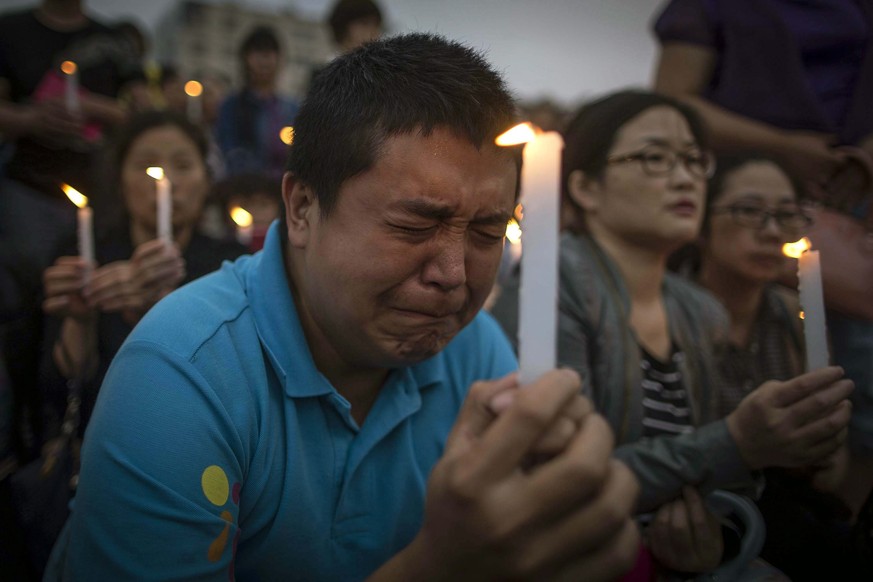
top-left (285, 32), bottom-right (519, 218)
top-left (328, 0), bottom-right (382, 44)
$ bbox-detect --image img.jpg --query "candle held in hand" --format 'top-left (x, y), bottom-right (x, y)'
top-left (147, 167), bottom-right (173, 242)
top-left (496, 123), bottom-right (564, 384)
top-left (783, 237), bottom-right (829, 371)
top-left (62, 183), bottom-right (94, 266)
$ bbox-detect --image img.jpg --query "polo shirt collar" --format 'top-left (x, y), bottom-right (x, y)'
top-left (247, 222), bottom-right (334, 398)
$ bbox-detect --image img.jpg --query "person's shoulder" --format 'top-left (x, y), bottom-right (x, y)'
top-left (558, 231), bottom-right (610, 315)
top-left (132, 257), bottom-right (254, 360)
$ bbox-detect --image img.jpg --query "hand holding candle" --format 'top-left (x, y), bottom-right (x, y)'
top-left (147, 167), bottom-right (173, 242)
top-left (496, 123), bottom-right (564, 384)
top-left (783, 237), bottom-right (829, 371)
top-left (62, 183), bottom-right (94, 267)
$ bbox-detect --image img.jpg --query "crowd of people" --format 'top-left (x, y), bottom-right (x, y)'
top-left (1, 0), bottom-right (872, 580)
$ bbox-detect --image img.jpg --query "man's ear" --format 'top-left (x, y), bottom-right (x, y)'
top-left (567, 169), bottom-right (602, 214)
top-left (282, 172), bottom-right (317, 248)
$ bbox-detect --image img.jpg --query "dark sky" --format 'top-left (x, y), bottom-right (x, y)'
top-left (5, 0), bottom-right (667, 104)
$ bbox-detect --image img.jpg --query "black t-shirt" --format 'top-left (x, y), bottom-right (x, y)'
top-left (0, 9), bottom-right (143, 198)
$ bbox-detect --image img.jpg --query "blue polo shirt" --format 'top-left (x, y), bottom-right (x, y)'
top-left (54, 223), bottom-right (517, 581)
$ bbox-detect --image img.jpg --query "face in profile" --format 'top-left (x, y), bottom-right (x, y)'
top-left (287, 127), bottom-right (517, 368)
top-left (571, 105), bottom-right (708, 252)
top-left (122, 124), bottom-right (209, 235)
top-left (703, 160), bottom-right (802, 284)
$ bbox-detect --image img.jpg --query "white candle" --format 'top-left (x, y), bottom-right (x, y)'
top-left (61, 61), bottom-right (80, 114)
top-left (62, 183), bottom-right (94, 266)
top-left (784, 238), bottom-right (829, 371)
top-left (185, 80), bottom-right (203, 124)
top-left (78, 206), bottom-right (95, 266)
top-left (230, 206), bottom-right (253, 247)
top-left (147, 167), bottom-right (173, 242)
top-left (798, 249), bottom-right (829, 371)
top-left (497, 124), bottom-right (563, 384)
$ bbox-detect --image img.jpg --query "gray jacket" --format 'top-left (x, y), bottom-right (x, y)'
top-left (491, 232), bottom-right (757, 512)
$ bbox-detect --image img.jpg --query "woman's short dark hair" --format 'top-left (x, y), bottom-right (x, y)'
top-left (285, 32), bottom-right (520, 219)
top-left (561, 89), bottom-right (708, 232)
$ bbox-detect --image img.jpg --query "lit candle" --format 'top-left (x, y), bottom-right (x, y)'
top-left (60, 61), bottom-right (80, 114)
top-left (783, 237), bottom-right (829, 371)
top-left (147, 167), bottom-right (172, 242)
top-left (230, 206), bottom-right (254, 247)
top-left (496, 123), bottom-right (564, 384)
top-left (62, 183), bottom-right (94, 267)
top-left (184, 80), bottom-right (203, 124)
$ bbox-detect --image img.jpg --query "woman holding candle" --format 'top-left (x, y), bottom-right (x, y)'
top-left (674, 153), bottom-right (873, 579)
top-left (41, 110), bottom-right (247, 434)
top-left (491, 90), bottom-right (854, 577)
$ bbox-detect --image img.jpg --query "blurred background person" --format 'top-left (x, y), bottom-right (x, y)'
top-left (210, 172), bottom-right (281, 253)
top-left (0, 0), bottom-right (146, 272)
top-left (40, 110), bottom-right (247, 447)
top-left (215, 25), bottom-right (298, 181)
top-left (673, 152), bottom-right (873, 579)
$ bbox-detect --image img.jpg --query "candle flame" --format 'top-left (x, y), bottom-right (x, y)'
top-left (505, 218), bottom-right (522, 245)
top-left (230, 206), bottom-right (253, 228)
top-left (184, 80), bottom-right (203, 97)
top-left (60, 61), bottom-right (77, 75)
top-left (61, 183), bottom-right (88, 208)
top-left (799, 311), bottom-right (805, 320)
top-left (279, 126), bottom-right (295, 145)
top-left (496, 122), bottom-right (536, 146)
top-left (146, 167), bottom-right (164, 180)
top-left (782, 237), bottom-right (811, 259)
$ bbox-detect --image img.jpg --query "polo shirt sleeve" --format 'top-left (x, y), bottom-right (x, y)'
top-left (59, 339), bottom-right (248, 581)
top-left (652, 0), bottom-right (719, 48)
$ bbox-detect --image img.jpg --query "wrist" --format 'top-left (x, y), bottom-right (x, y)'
top-left (725, 412), bottom-right (762, 471)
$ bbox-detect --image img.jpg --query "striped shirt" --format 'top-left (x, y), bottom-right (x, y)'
top-left (640, 345), bottom-right (693, 437)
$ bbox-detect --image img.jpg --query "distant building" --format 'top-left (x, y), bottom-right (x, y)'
top-left (154, 1), bottom-right (334, 99)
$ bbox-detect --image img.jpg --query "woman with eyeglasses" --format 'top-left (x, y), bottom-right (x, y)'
top-left (491, 90), bottom-right (853, 577)
top-left (675, 153), bottom-right (873, 580)
top-left (693, 155), bottom-right (811, 413)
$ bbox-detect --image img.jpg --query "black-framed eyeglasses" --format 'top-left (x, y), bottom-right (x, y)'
top-left (606, 145), bottom-right (715, 179)
top-left (709, 203), bottom-right (813, 233)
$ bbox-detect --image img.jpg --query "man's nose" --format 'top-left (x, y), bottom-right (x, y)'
top-left (422, 235), bottom-right (466, 290)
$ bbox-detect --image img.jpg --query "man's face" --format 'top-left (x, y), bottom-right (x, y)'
top-left (286, 127), bottom-right (517, 370)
